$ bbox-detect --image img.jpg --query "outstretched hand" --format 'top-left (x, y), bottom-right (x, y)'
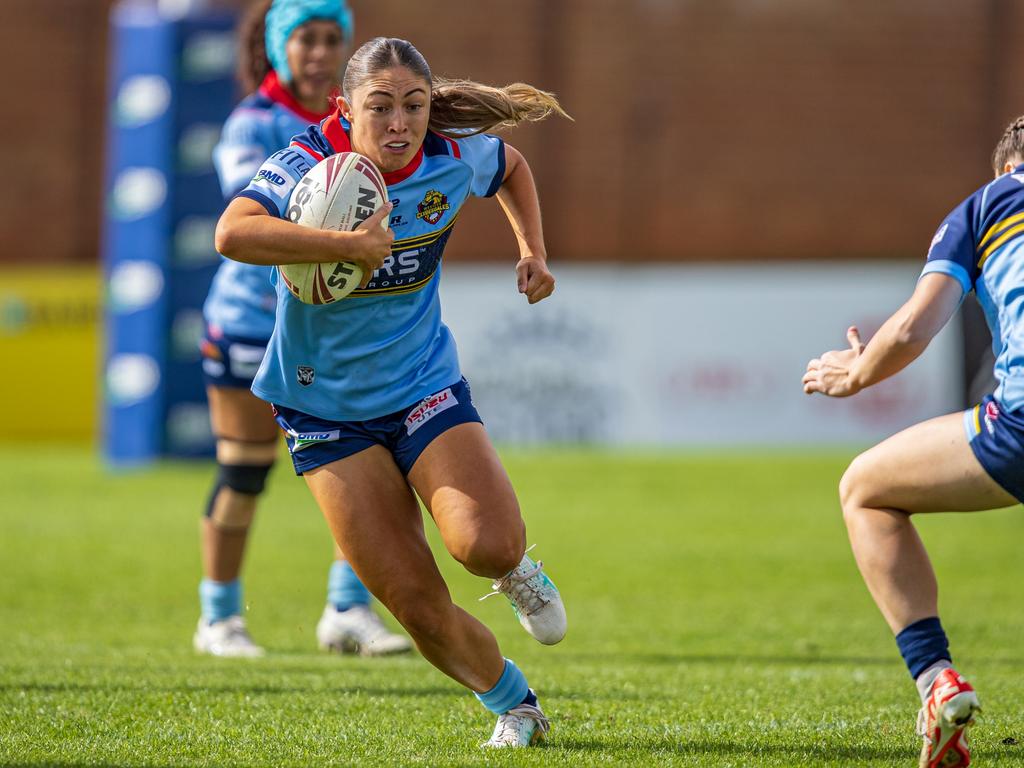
top-left (516, 256), bottom-right (555, 304)
top-left (802, 326), bottom-right (865, 397)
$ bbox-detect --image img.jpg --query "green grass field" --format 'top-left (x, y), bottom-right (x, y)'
top-left (2, 445), bottom-right (1024, 767)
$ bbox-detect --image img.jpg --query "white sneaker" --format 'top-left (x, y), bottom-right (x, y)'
top-left (481, 548), bottom-right (566, 645)
top-left (316, 604), bottom-right (412, 656)
top-left (193, 615), bottom-right (265, 658)
top-left (482, 698), bottom-right (550, 748)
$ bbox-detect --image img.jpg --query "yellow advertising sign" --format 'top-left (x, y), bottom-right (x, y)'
top-left (0, 267), bottom-right (100, 441)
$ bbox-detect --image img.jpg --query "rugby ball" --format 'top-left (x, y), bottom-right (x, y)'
top-left (279, 152), bottom-right (388, 305)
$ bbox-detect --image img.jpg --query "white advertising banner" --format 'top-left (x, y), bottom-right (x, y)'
top-left (439, 263), bottom-right (963, 445)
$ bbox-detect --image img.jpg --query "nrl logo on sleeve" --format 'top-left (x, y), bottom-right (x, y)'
top-left (415, 189), bottom-right (450, 225)
top-left (405, 387), bottom-right (457, 435)
top-left (297, 365), bottom-right (315, 386)
top-left (927, 223), bottom-right (948, 257)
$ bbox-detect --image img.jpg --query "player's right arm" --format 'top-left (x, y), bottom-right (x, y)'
top-left (216, 197), bottom-right (391, 272)
top-left (802, 274), bottom-right (963, 397)
top-left (803, 194), bottom-right (978, 398)
top-left (215, 147), bottom-right (392, 277)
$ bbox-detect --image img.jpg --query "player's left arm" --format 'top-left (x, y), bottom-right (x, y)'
top-left (802, 273), bottom-right (964, 397)
top-left (495, 144), bottom-right (555, 304)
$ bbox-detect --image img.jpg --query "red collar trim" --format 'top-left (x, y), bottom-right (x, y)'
top-left (320, 109), bottom-right (424, 185)
top-left (321, 110), bottom-right (352, 153)
top-left (258, 70), bottom-right (333, 124)
top-left (382, 146), bottom-right (423, 185)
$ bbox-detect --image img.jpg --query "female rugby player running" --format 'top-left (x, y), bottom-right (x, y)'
top-left (803, 117), bottom-right (1024, 768)
top-left (196, 0), bottom-right (408, 659)
top-left (215, 37), bottom-right (569, 747)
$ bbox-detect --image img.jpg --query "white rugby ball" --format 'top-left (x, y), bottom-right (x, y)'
top-left (279, 152), bottom-right (388, 305)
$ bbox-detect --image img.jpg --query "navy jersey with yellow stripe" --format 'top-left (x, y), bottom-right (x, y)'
top-left (237, 111), bottom-right (506, 420)
top-left (923, 163), bottom-right (1024, 410)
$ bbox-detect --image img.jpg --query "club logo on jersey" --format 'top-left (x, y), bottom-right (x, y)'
top-left (416, 189), bottom-right (450, 225)
top-left (984, 400), bottom-right (1000, 435)
top-left (297, 365), bottom-right (315, 386)
top-left (405, 388), bottom-right (457, 435)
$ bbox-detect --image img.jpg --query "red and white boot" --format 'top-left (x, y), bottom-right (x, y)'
top-left (917, 669), bottom-right (981, 768)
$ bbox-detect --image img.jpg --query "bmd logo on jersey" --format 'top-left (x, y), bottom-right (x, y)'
top-left (297, 365), bottom-right (315, 386)
top-left (405, 388), bottom-right (458, 435)
top-left (256, 169), bottom-right (286, 186)
top-left (416, 189), bottom-right (450, 225)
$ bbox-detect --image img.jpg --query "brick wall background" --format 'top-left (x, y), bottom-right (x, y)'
top-left (2, 0), bottom-right (1022, 265)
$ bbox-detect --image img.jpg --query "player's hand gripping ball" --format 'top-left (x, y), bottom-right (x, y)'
top-left (280, 152), bottom-right (388, 304)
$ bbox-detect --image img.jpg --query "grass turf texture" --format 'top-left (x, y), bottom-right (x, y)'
top-left (2, 446), bottom-right (1024, 767)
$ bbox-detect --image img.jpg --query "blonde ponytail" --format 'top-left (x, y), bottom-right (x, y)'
top-left (429, 78), bottom-right (571, 137)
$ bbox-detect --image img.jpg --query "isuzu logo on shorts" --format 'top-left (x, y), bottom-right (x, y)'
top-left (984, 400), bottom-right (1000, 436)
top-left (405, 388), bottom-right (457, 435)
top-left (297, 365), bottom-right (315, 386)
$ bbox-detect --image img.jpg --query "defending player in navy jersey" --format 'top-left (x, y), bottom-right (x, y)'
top-left (216, 37), bottom-right (569, 747)
top-left (196, 0), bottom-right (409, 659)
top-left (803, 116), bottom-right (1024, 768)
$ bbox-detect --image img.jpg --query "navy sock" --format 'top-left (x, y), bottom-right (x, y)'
top-left (895, 616), bottom-right (951, 679)
top-left (521, 689), bottom-right (537, 707)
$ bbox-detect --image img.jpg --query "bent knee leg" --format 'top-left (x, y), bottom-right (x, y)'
top-left (206, 439), bottom-right (277, 531)
top-left (839, 451), bottom-right (903, 527)
top-left (447, 514), bottom-right (525, 578)
top-left (839, 452), bottom-right (873, 519)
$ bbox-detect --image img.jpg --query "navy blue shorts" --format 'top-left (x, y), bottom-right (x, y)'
top-left (272, 378), bottom-right (483, 476)
top-left (965, 394), bottom-right (1024, 503)
top-left (200, 326), bottom-right (269, 389)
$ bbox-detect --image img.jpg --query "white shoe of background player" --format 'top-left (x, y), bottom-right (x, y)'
top-left (193, 615), bottom-right (265, 658)
top-left (316, 604), bottom-right (412, 656)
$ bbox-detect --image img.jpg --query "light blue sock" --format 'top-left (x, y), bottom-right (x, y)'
top-left (199, 578), bottom-right (241, 623)
top-left (475, 659), bottom-right (530, 714)
top-left (328, 560), bottom-right (371, 611)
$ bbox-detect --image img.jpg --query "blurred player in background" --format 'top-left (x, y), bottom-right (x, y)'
top-left (196, 0), bottom-right (409, 658)
top-left (803, 116), bottom-right (1024, 768)
top-left (215, 37), bottom-right (569, 747)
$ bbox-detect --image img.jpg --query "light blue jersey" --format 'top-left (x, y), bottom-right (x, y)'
top-left (237, 111), bottom-right (506, 420)
top-left (923, 162), bottom-right (1024, 410)
top-left (204, 72), bottom-right (332, 340)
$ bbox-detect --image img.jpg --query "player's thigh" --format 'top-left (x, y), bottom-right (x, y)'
top-left (207, 385), bottom-right (279, 444)
top-left (304, 446), bottom-right (450, 608)
top-left (407, 422), bottom-right (524, 550)
top-left (843, 411), bottom-right (1016, 514)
